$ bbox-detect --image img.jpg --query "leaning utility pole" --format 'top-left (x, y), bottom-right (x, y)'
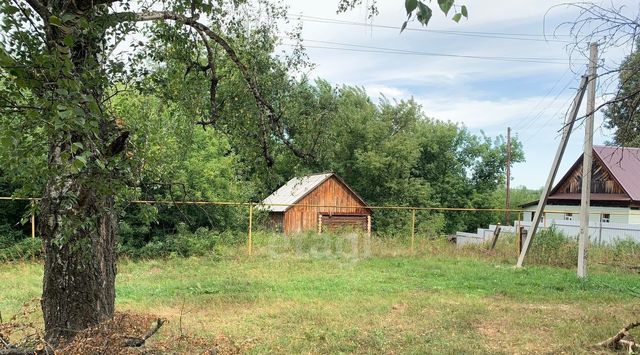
top-left (578, 43), bottom-right (598, 278)
top-left (505, 127), bottom-right (511, 226)
top-left (516, 76), bottom-right (589, 267)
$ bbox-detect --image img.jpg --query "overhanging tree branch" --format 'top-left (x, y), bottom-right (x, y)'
top-left (108, 10), bottom-right (315, 164)
top-left (22, 0), bottom-right (48, 19)
top-left (192, 27), bottom-right (221, 127)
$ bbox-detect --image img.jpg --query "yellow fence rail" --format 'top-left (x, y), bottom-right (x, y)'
top-left (2, 196), bottom-right (640, 257)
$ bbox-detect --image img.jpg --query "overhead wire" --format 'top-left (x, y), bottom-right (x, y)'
top-left (281, 14), bottom-right (590, 140)
top-left (513, 69), bottom-right (576, 133)
top-left (510, 69), bottom-right (571, 132)
top-left (288, 14), bottom-right (573, 43)
top-left (520, 75), bottom-right (582, 144)
top-left (280, 40), bottom-right (575, 65)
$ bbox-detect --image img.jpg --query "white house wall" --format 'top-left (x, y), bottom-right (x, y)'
top-left (518, 219), bottom-right (640, 245)
top-left (629, 208), bottom-right (640, 224)
top-left (522, 205), bottom-right (635, 225)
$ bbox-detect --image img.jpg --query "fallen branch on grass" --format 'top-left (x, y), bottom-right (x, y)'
top-left (596, 321), bottom-right (640, 352)
top-left (122, 318), bottom-right (165, 347)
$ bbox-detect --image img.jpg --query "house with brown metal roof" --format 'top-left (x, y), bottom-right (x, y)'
top-left (522, 146), bottom-right (640, 224)
top-left (258, 172), bottom-right (372, 234)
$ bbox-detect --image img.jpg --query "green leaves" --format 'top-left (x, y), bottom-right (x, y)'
top-left (0, 47), bottom-right (16, 67)
top-left (437, 0), bottom-right (454, 15)
top-left (71, 155), bottom-right (87, 173)
top-left (405, 0), bottom-right (418, 14)
top-left (71, 142), bottom-right (84, 154)
top-left (416, 2), bottom-right (432, 26)
top-left (400, 0), bottom-right (467, 30)
top-left (63, 35), bottom-right (74, 47)
top-left (48, 15), bottom-right (64, 27)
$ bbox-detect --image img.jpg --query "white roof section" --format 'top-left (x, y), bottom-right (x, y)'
top-left (259, 173), bottom-right (334, 212)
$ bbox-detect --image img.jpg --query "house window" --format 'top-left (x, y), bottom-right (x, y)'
top-left (601, 213), bottom-right (610, 223)
top-left (564, 213), bottom-right (573, 221)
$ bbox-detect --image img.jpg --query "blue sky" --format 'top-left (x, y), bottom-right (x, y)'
top-left (278, 0), bottom-right (638, 189)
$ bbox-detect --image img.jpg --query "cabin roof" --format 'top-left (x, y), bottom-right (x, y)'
top-left (258, 172), bottom-right (368, 212)
top-left (593, 146), bottom-right (640, 202)
top-left (522, 146), bottom-right (640, 207)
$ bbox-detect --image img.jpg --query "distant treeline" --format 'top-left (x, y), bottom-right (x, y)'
top-left (0, 78), bottom-right (542, 253)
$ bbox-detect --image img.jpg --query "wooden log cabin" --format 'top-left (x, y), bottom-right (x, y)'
top-left (259, 172), bottom-right (372, 234)
top-left (521, 146), bottom-right (640, 224)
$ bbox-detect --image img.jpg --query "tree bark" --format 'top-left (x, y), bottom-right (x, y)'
top-left (40, 170), bottom-right (118, 344)
top-left (29, 1), bottom-right (124, 343)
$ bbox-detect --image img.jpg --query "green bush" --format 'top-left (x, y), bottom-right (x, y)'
top-left (528, 225), bottom-right (578, 268)
top-left (0, 237), bottom-right (42, 262)
top-left (0, 224), bottom-right (27, 248)
top-left (117, 224), bottom-right (220, 259)
top-left (611, 238), bottom-right (640, 258)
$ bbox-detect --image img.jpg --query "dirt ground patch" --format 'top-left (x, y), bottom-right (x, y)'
top-left (1, 311), bottom-right (243, 355)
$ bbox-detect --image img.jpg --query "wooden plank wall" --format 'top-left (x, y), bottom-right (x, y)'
top-left (321, 215), bottom-right (368, 232)
top-left (283, 176), bottom-right (370, 234)
top-left (556, 159), bottom-right (624, 194)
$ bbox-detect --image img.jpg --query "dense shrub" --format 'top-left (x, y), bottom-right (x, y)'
top-left (611, 238), bottom-right (640, 258)
top-left (0, 237), bottom-right (42, 262)
top-left (0, 224), bottom-right (26, 249)
top-left (117, 224), bottom-right (220, 259)
top-left (528, 225), bottom-right (578, 268)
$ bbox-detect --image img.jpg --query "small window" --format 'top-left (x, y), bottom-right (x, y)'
top-left (601, 213), bottom-right (610, 223)
top-left (564, 213), bottom-right (573, 221)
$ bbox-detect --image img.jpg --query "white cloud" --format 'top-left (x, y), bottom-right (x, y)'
top-left (276, 0), bottom-right (635, 187)
top-left (416, 96), bottom-right (559, 128)
top-left (364, 84), bottom-right (409, 98)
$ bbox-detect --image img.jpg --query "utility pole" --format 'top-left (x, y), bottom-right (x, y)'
top-left (578, 43), bottom-right (598, 278)
top-left (517, 76), bottom-right (589, 268)
top-left (505, 127), bottom-right (511, 226)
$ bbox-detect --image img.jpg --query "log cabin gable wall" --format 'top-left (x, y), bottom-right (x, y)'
top-left (282, 176), bottom-right (369, 234)
top-left (554, 155), bottom-right (626, 195)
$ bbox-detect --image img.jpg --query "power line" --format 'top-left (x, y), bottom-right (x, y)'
top-left (303, 39), bottom-right (570, 61)
top-left (293, 14), bottom-right (573, 37)
top-left (520, 78), bottom-right (579, 144)
top-left (512, 69), bottom-right (574, 132)
top-left (288, 14), bottom-right (572, 43)
top-left (280, 41), bottom-right (575, 65)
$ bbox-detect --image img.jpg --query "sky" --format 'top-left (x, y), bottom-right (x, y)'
top-left (274, 0), bottom-right (638, 189)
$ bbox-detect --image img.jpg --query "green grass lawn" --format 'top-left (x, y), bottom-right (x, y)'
top-left (1, 238), bottom-right (639, 354)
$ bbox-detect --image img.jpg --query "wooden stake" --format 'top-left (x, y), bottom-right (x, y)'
top-left (489, 224), bottom-right (501, 250)
top-left (248, 204), bottom-right (253, 256)
top-left (516, 75), bottom-right (589, 267)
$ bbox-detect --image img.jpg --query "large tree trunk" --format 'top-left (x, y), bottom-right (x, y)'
top-left (34, 7), bottom-right (125, 343)
top-left (39, 168), bottom-right (118, 343)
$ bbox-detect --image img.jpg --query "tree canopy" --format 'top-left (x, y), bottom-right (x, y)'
top-left (604, 43), bottom-right (640, 147)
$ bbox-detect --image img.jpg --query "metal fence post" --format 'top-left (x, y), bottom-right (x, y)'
top-left (31, 199), bottom-right (36, 261)
top-left (411, 209), bottom-right (416, 254)
top-left (248, 204), bottom-right (253, 256)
